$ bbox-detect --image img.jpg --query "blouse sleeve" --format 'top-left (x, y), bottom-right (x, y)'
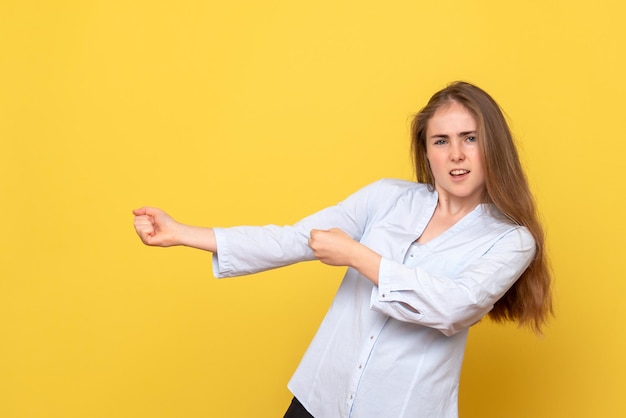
top-left (212, 180), bottom-right (386, 278)
top-left (370, 226), bottom-right (536, 336)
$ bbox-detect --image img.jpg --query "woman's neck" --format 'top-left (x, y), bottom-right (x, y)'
top-left (434, 191), bottom-right (482, 219)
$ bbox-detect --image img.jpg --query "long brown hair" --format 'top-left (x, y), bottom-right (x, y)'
top-left (411, 81), bottom-right (552, 333)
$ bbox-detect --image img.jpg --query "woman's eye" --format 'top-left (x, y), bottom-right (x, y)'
top-left (465, 136), bottom-right (477, 142)
top-left (434, 139), bottom-right (447, 145)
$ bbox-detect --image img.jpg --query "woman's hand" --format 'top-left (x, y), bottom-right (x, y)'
top-left (308, 228), bottom-right (358, 266)
top-left (132, 207), bottom-right (182, 247)
top-left (308, 228), bottom-right (382, 284)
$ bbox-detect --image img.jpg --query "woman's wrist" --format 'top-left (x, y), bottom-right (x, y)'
top-left (351, 244), bottom-right (382, 285)
top-left (177, 224), bottom-right (217, 252)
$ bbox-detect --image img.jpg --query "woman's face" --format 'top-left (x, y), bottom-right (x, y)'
top-left (425, 101), bottom-right (486, 207)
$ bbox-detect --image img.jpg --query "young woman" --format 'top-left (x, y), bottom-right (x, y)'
top-left (133, 81), bottom-right (552, 418)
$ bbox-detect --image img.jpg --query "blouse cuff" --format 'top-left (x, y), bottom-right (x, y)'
top-left (211, 228), bottom-right (231, 278)
top-left (372, 257), bottom-right (418, 302)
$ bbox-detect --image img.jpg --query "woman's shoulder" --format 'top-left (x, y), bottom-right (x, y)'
top-left (478, 204), bottom-right (535, 245)
top-left (368, 178), bottom-right (432, 196)
top-left (350, 179), bottom-right (435, 213)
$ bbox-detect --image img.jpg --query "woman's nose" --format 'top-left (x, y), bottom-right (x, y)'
top-left (450, 142), bottom-right (465, 161)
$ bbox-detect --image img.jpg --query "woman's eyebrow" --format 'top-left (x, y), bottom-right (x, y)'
top-left (429, 133), bottom-right (450, 139)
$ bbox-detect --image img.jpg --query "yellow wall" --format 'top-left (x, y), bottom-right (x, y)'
top-left (1, 1), bottom-right (624, 417)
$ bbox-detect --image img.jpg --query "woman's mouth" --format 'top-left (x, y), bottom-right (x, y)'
top-left (450, 169), bottom-right (470, 177)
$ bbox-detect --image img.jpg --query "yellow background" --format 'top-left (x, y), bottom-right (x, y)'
top-left (1, 0), bottom-right (625, 417)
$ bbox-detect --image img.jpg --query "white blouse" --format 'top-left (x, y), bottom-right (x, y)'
top-left (212, 179), bottom-right (535, 418)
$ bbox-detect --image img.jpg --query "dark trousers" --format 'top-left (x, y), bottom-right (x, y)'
top-left (284, 397), bottom-right (314, 418)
